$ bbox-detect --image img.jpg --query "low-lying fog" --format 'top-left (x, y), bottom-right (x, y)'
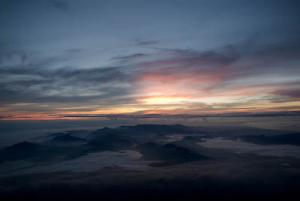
top-left (0, 117), bottom-right (300, 200)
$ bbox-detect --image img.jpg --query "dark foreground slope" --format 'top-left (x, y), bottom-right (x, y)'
top-left (1, 157), bottom-right (300, 201)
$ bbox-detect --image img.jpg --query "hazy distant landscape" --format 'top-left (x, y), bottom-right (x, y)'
top-left (1, 117), bottom-right (300, 200)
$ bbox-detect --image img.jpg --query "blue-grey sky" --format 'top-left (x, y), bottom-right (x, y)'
top-left (0, 0), bottom-right (300, 119)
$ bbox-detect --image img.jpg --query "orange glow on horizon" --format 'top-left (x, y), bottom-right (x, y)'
top-left (2, 70), bottom-right (300, 120)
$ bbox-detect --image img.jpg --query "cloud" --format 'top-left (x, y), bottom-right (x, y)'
top-left (0, 50), bottom-right (28, 68)
top-left (273, 89), bottom-right (300, 99)
top-left (0, 64), bottom-right (136, 109)
top-left (135, 39), bottom-right (159, 46)
top-left (48, 0), bottom-right (69, 11)
top-left (111, 53), bottom-right (148, 63)
top-left (139, 47), bottom-right (239, 72)
top-left (1, 33), bottom-right (299, 116)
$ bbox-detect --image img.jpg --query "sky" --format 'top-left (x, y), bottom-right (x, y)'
top-left (0, 0), bottom-right (300, 119)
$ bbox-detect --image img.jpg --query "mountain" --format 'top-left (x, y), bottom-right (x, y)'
top-left (138, 142), bottom-right (208, 166)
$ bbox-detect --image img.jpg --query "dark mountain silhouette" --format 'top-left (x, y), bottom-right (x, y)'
top-left (90, 124), bottom-right (200, 144)
top-left (92, 124), bottom-right (197, 137)
top-left (88, 133), bottom-right (134, 150)
top-left (52, 134), bottom-right (86, 143)
top-left (137, 142), bottom-right (208, 166)
top-left (119, 124), bottom-right (198, 135)
top-left (3, 141), bottom-right (41, 155)
top-left (0, 142), bottom-right (53, 163)
top-left (0, 140), bottom-right (88, 163)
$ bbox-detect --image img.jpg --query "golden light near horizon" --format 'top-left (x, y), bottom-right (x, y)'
top-left (140, 96), bottom-right (190, 105)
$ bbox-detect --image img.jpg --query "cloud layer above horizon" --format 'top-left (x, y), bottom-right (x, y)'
top-left (0, 0), bottom-right (300, 119)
